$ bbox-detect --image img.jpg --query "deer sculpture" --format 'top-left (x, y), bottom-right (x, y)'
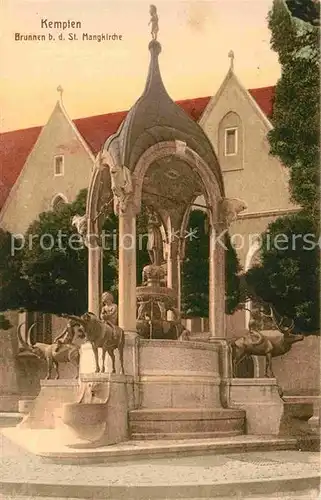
top-left (230, 305), bottom-right (304, 378)
top-left (17, 320), bottom-right (84, 379)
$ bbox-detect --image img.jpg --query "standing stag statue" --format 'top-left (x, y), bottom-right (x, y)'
top-left (230, 305), bottom-right (304, 378)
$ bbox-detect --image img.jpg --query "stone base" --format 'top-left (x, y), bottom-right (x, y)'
top-left (138, 340), bottom-right (222, 409)
top-left (2, 427), bottom-right (299, 463)
top-left (129, 408), bottom-right (245, 440)
top-left (0, 412), bottom-right (22, 427)
top-left (230, 378), bottom-right (284, 435)
top-left (55, 374), bottom-right (134, 447)
top-left (280, 396), bottom-right (321, 451)
top-left (0, 394), bottom-right (20, 412)
top-left (18, 379), bottom-right (80, 429)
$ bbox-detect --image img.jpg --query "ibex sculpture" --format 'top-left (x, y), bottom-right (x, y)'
top-left (17, 320), bottom-right (84, 379)
top-left (230, 305), bottom-right (304, 378)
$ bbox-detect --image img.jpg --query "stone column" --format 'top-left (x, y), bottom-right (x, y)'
top-left (118, 207), bottom-right (137, 333)
top-left (209, 223), bottom-right (216, 336)
top-left (209, 223), bottom-right (226, 338)
top-left (88, 240), bottom-right (102, 317)
top-left (166, 238), bottom-right (181, 310)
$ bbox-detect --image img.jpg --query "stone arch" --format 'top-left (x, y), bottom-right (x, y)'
top-left (132, 141), bottom-right (225, 337)
top-left (218, 111), bottom-right (244, 171)
top-left (51, 193), bottom-right (68, 211)
top-left (132, 141), bottom-right (223, 224)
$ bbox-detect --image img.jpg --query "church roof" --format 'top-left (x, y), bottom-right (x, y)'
top-left (102, 40), bottom-right (224, 196)
top-left (0, 86), bottom-right (275, 210)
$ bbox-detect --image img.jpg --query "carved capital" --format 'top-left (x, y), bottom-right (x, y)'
top-left (218, 198), bottom-right (247, 228)
top-left (71, 214), bottom-right (88, 237)
top-left (109, 164), bottom-right (136, 215)
top-left (94, 150), bottom-right (112, 171)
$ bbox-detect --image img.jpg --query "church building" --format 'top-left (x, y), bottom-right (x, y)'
top-left (0, 50), bottom-right (318, 394)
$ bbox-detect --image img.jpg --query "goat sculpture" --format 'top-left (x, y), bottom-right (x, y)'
top-left (17, 321), bottom-right (84, 379)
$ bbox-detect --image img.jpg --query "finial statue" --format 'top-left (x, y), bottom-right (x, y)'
top-left (149, 5), bottom-right (159, 40)
top-left (228, 50), bottom-right (235, 71)
top-left (57, 85), bottom-right (64, 103)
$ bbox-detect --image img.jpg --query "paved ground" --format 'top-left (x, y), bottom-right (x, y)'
top-left (1, 431), bottom-right (320, 499)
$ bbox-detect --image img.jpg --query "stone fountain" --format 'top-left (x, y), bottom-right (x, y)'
top-left (136, 206), bottom-right (188, 339)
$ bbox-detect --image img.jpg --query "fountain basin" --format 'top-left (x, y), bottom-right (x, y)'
top-left (136, 319), bottom-right (183, 339)
top-left (60, 402), bottom-right (108, 443)
top-left (62, 402), bottom-right (107, 428)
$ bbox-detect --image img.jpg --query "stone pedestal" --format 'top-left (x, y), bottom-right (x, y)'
top-left (138, 339), bottom-right (222, 408)
top-left (230, 378), bottom-right (284, 435)
top-left (308, 397), bottom-right (321, 434)
top-left (279, 396), bottom-right (321, 451)
top-left (128, 339), bottom-right (245, 439)
top-left (18, 380), bottom-right (79, 429)
top-left (0, 318), bottom-right (20, 412)
top-left (56, 374), bottom-right (133, 447)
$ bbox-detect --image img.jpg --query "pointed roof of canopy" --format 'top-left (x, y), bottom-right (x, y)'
top-left (103, 40), bottom-right (223, 190)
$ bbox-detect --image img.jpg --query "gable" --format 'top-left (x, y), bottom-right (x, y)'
top-left (0, 103), bottom-right (94, 233)
top-left (0, 88), bottom-right (275, 211)
top-left (200, 75), bottom-right (294, 215)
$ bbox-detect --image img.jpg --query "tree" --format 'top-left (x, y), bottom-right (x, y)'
top-left (182, 210), bottom-right (209, 317)
top-left (285, 0), bottom-right (320, 26)
top-left (225, 234), bottom-right (242, 315)
top-left (17, 189), bottom-right (93, 314)
top-left (245, 213), bottom-right (319, 334)
top-left (268, 0), bottom-right (320, 218)
top-left (0, 228), bottom-right (27, 312)
top-left (0, 189), bottom-right (151, 315)
top-left (244, 0), bottom-right (320, 334)
top-left (181, 210), bottom-right (241, 317)
top-left (0, 313), bottom-right (12, 331)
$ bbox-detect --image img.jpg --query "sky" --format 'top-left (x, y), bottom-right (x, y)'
top-left (0, 0), bottom-right (281, 132)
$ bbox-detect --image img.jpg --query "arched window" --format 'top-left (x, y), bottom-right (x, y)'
top-left (218, 111), bottom-right (243, 172)
top-left (51, 193), bottom-right (68, 211)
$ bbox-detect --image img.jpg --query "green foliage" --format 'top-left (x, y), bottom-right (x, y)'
top-left (245, 212), bottom-right (319, 334)
top-left (19, 189), bottom-right (90, 314)
top-left (136, 204), bottom-right (150, 287)
top-left (268, 0), bottom-right (320, 216)
top-left (0, 229), bottom-right (27, 312)
top-left (0, 189), bottom-right (150, 316)
top-left (182, 210), bottom-right (209, 317)
top-left (181, 210), bottom-right (241, 317)
top-left (245, 1), bottom-right (320, 335)
top-left (0, 313), bottom-right (12, 331)
top-left (285, 0), bottom-right (320, 26)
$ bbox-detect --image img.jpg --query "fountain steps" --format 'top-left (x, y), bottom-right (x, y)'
top-left (129, 407), bottom-right (245, 440)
